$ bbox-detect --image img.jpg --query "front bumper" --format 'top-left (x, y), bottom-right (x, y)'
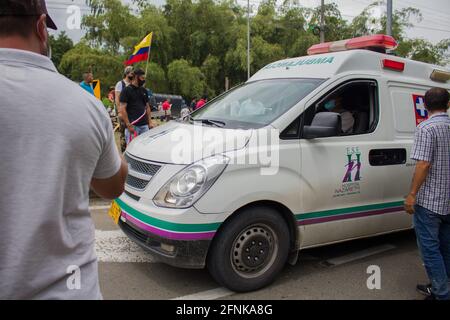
top-left (119, 218), bottom-right (211, 269)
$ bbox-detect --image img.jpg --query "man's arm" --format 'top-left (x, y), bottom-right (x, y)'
top-left (119, 101), bottom-right (135, 133)
top-left (115, 91), bottom-right (121, 112)
top-left (404, 161), bottom-right (431, 214)
top-left (404, 127), bottom-right (434, 214)
top-left (91, 155), bottom-right (128, 200)
top-left (90, 103), bottom-right (129, 200)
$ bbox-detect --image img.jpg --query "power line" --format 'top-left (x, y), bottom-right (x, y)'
top-left (343, 0), bottom-right (450, 26)
top-left (420, 20), bottom-right (450, 29)
top-left (412, 14), bottom-right (450, 26)
top-left (396, 0), bottom-right (450, 21)
top-left (333, 11), bottom-right (450, 34)
top-left (46, 0), bottom-right (91, 9)
top-left (396, 0), bottom-right (450, 16)
top-left (47, 3), bottom-right (91, 9)
top-left (47, 6), bottom-right (91, 12)
top-left (46, 0), bottom-right (85, 4)
top-left (410, 25), bottom-right (450, 33)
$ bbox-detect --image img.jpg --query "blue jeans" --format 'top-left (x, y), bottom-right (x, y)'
top-left (125, 125), bottom-right (149, 144)
top-left (414, 205), bottom-right (450, 300)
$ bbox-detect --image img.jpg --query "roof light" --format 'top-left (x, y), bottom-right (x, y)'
top-left (430, 69), bottom-right (450, 82)
top-left (382, 59), bottom-right (405, 71)
top-left (307, 34), bottom-right (398, 55)
top-left (347, 35), bottom-right (398, 50)
top-left (307, 42), bottom-right (330, 55)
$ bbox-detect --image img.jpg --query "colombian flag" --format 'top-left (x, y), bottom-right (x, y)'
top-left (124, 32), bottom-right (153, 65)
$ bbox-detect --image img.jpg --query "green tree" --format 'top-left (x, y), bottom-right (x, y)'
top-left (397, 39), bottom-right (450, 66)
top-left (167, 59), bottom-right (207, 99)
top-left (49, 31), bottom-right (74, 71)
top-left (133, 61), bottom-right (169, 93)
top-left (83, 0), bottom-right (137, 54)
top-left (350, 1), bottom-right (449, 65)
top-left (201, 55), bottom-right (221, 96)
top-left (309, 2), bottom-right (352, 41)
top-left (59, 41), bottom-right (123, 96)
top-left (163, 0), bottom-right (196, 60)
top-left (131, 5), bottom-right (176, 69)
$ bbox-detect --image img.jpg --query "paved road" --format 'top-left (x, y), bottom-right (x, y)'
top-left (90, 200), bottom-right (427, 300)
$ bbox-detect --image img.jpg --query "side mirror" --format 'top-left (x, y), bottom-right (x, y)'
top-left (303, 112), bottom-right (342, 139)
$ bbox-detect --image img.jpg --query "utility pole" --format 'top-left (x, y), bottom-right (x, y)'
top-left (320, 0), bottom-right (325, 43)
top-left (386, 0), bottom-right (393, 36)
top-left (247, 0), bottom-right (251, 79)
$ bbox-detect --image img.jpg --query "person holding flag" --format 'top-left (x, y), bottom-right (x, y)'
top-left (119, 33), bottom-right (155, 144)
top-left (119, 68), bottom-right (153, 144)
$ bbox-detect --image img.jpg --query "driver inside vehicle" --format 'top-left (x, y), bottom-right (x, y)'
top-left (324, 96), bottom-right (355, 134)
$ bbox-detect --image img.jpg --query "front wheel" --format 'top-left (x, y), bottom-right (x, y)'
top-left (207, 206), bottom-right (290, 292)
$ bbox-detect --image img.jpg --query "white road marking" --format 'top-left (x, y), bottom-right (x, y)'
top-left (95, 230), bottom-right (155, 263)
top-left (90, 205), bottom-right (111, 211)
top-left (324, 244), bottom-right (396, 266)
top-left (172, 287), bottom-right (234, 300)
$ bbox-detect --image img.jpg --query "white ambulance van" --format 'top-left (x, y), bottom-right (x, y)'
top-left (109, 35), bottom-right (450, 292)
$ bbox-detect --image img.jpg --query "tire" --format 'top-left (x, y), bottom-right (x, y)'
top-left (207, 206), bottom-right (290, 292)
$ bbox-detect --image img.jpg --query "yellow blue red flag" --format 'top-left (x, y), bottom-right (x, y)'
top-left (124, 32), bottom-right (153, 65)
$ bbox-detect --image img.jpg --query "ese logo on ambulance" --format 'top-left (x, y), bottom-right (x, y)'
top-left (334, 147), bottom-right (362, 198)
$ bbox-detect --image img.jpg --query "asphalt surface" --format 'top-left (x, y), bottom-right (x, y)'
top-left (90, 199), bottom-right (428, 300)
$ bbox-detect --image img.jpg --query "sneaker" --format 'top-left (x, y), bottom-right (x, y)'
top-left (416, 283), bottom-right (432, 297)
top-left (423, 294), bottom-right (436, 300)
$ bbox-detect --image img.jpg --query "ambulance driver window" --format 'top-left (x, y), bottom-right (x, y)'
top-left (301, 80), bottom-right (378, 138)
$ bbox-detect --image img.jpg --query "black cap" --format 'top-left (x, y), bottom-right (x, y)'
top-left (134, 68), bottom-right (145, 76)
top-left (0, 0), bottom-right (58, 30)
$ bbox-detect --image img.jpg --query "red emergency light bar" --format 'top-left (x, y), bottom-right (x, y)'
top-left (307, 34), bottom-right (398, 55)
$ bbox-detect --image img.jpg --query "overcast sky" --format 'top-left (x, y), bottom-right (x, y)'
top-left (47, 0), bottom-right (450, 45)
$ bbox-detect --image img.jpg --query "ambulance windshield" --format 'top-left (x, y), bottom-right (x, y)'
top-left (190, 78), bottom-right (324, 129)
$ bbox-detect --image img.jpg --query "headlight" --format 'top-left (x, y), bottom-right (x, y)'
top-left (154, 155), bottom-right (229, 208)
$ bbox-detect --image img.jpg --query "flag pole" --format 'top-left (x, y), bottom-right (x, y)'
top-left (144, 48), bottom-right (150, 80)
top-left (144, 33), bottom-right (152, 80)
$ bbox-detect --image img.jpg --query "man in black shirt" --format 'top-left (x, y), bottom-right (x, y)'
top-left (119, 68), bottom-right (154, 144)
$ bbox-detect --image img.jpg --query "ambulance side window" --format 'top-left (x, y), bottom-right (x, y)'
top-left (301, 80), bottom-right (378, 138)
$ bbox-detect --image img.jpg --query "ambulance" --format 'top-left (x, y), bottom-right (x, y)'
top-left (108, 34), bottom-right (450, 292)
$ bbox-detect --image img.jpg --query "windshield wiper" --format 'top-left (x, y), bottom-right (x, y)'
top-left (192, 118), bottom-right (226, 127)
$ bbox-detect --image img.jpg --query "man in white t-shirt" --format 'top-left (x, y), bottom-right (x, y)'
top-left (115, 66), bottom-right (134, 113)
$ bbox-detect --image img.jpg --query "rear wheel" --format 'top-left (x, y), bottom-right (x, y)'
top-left (207, 206), bottom-right (290, 292)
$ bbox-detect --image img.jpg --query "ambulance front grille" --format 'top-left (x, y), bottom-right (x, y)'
top-left (124, 153), bottom-right (161, 176)
top-left (126, 175), bottom-right (149, 190)
top-left (124, 153), bottom-right (162, 190)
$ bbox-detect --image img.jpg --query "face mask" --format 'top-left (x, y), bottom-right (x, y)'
top-left (138, 78), bottom-right (146, 87)
top-left (324, 100), bottom-right (335, 110)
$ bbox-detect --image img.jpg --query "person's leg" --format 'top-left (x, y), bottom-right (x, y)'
top-left (414, 205), bottom-right (449, 300)
top-left (135, 125), bottom-right (149, 136)
top-left (124, 128), bottom-right (131, 145)
top-left (439, 215), bottom-right (450, 285)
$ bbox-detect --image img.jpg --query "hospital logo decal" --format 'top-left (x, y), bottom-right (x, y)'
top-left (334, 147), bottom-right (361, 198)
top-left (343, 148), bottom-right (361, 183)
top-left (413, 94), bottom-right (428, 126)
